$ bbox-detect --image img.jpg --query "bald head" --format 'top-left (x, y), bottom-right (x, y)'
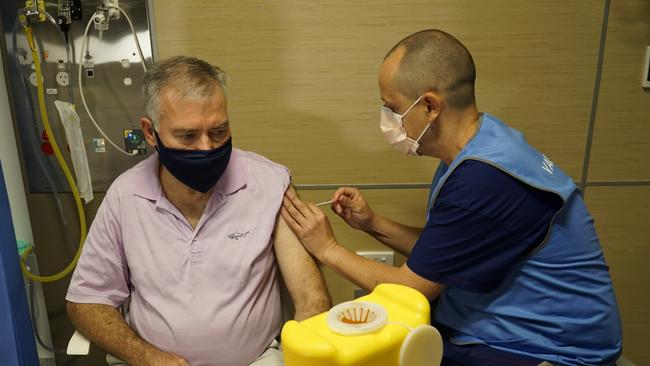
top-left (385, 29), bottom-right (476, 110)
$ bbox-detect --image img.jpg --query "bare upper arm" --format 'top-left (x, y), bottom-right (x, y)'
top-left (273, 186), bottom-right (331, 318)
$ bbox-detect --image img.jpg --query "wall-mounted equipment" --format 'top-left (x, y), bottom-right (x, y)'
top-left (2, 0), bottom-right (155, 193)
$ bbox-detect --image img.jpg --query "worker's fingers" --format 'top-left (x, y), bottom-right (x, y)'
top-left (332, 187), bottom-right (358, 203)
top-left (305, 202), bottom-right (323, 217)
top-left (285, 188), bottom-right (311, 215)
top-left (337, 194), bottom-right (354, 208)
top-left (280, 206), bottom-right (303, 232)
top-left (332, 202), bottom-right (344, 215)
top-left (286, 186), bottom-right (299, 199)
top-left (283, 195), bottom-right (306, 223)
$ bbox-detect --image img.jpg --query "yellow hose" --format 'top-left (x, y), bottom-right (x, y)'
top-left (20, 21), bottom-right (87, 282)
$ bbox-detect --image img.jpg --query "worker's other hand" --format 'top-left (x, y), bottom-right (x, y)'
top-left (281, 189), bottom-right (338, 261)
top-left (145, 351), bottom-right (190, 366)
top-left (332, 187), bottom-right (374, 231)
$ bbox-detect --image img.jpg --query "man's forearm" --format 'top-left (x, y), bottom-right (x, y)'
top-left (67, 302), bottom-right (162, 365)
top-left (364, 214), bottom-right (423, 256)
top-left (293, 287), bottom-right (331, 321)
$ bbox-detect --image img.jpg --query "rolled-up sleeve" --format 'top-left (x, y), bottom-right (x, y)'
top-left (66, 186), bottom-right (129, 307)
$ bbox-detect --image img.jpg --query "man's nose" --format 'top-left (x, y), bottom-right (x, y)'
top-left (196, 135), bottom-right (215, 150)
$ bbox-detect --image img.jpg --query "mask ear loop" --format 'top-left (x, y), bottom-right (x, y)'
top-left (401, 95), bottom-right (430, 155)
top-left (399, 95), bottom-right (425, 119)
top-left (414, 121), bottom-right (431, 144)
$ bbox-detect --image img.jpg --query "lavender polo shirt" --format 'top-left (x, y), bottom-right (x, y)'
top-left (66, 148), bottom-right (290, 366)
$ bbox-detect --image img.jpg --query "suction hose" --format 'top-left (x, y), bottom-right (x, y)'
top-left (11, 16), bottom-right (75, 252)
top-left (19, 19), bottom-right (87, 282)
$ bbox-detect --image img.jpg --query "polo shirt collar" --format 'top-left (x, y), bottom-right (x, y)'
top-left (132, 148), bottom-right (247, 202)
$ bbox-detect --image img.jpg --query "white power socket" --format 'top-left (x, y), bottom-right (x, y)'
top-left (357, 251), bottom-right (394, 266)
top-left (29, 72), bottom-right (39, 86)
top-left (56, 71), bottom-right (69, 86)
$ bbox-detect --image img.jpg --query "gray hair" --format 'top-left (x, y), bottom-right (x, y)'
top-left (386, 29), bottom-right (476, 109)
top-left (143, 55), bottom-right (229, 128)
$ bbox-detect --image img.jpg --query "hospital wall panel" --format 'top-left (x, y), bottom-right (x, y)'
top-left (585, 187), bottom-right (650, 364)
top-left (26, 192), bottom-right (107, 365)
top-left (152, 0), bottom-right (604, 184)
top-left (588, 0), bottom-right (650, 182)
top-left (297, 188), bottom-right (429, 305)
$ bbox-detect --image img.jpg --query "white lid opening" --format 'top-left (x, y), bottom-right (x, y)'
top-left (326, 301), bottom-right (388, 336)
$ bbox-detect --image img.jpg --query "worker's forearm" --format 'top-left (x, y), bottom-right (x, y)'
top-left (364, 214), bottom-right (422, 256)
top-left (66, 302), bottom-right (161, 365)
top-left (320, 243), bottom-right (402, 292)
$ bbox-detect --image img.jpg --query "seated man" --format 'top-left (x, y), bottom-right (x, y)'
top-left (66, 56), bottom-right (331, 366)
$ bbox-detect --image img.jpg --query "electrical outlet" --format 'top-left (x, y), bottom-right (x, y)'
top-left (357, 251), bottom-right (394, 266)
top-left (56, 71), bottom-right (69, 86)
top-left (28, 72), bottom-right (40, 86)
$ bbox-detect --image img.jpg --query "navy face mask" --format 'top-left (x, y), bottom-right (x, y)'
top-left (154, 131), bottom-right (232, 193)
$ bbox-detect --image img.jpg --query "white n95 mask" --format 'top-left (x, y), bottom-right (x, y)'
top-left (380, 95), bottom-right (429, 156)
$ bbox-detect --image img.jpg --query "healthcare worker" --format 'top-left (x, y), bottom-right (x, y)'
top-left (281, 29), bottom-right (622, 366)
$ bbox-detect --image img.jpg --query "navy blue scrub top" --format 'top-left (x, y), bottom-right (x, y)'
top-left (408, 160), bottom-right (563, 293)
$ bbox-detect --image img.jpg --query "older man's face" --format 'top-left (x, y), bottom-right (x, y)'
top-left (153, 87), bottom-right (231, 151)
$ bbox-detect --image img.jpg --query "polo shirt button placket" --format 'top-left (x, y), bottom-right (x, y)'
top-left (190, 238), bottom-right (204, 265)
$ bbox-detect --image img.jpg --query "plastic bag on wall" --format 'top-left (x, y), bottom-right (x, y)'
top-left (54, 101), bottom-right (93, 203)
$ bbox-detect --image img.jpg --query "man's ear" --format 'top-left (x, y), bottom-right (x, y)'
top-left (422, 91), bottom-right (443, 121)
top-left (140, 117), bottom-right (157, 147)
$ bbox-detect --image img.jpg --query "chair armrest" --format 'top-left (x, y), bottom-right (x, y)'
top-left (66, 330), bottom-right (90, 355)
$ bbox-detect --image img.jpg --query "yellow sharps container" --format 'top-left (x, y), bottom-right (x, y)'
top-left (281, 283), bottom-right (443, 366)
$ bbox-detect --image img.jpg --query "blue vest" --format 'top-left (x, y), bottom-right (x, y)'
top-left (429, 114), bottom-right (622, 365)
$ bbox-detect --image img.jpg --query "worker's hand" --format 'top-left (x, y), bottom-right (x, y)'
top-left (145, 351), bottom-right (190, 366)
top-left (281, 189), bottom-right (338, 261)
top-left (331, 187), bottom-right (375, 231)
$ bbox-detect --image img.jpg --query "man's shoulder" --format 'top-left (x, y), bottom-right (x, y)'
top-left (233, 148), bottom-right (289, 177)
top-left (106, 154), bottom-right (159, 199)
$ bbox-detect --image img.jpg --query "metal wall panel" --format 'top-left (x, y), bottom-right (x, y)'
top-left (1, 0), bottom-right (154, 193)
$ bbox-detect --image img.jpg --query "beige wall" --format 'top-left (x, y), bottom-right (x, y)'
top-left (27, 0), bottom-right (648, 365)
top-left (153, 0), bottom-right (605, 184)
top-left (585, 0), bottom-right (650, 363)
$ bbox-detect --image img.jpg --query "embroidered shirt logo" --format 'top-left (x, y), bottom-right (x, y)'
top-left (228, 231), bottom-right (250, 240)
top-left (542, 155), bottom-right (555, 175)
